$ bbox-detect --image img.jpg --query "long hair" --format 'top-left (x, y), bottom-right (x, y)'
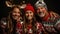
top-left (7, 6), bottom-right (23, 34)
top-left (23, 11), bottom-right (36, 34)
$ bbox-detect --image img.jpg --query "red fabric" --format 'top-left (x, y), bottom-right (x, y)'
top-left (36, 22), bottom-right (43, 34)
top-left (42, 13), bottom-right (50, 21)
top-left (36, 23), bottom-right (43, 31)
top-left (27, 24), bottom-right (32, 34)
top-left (16, 22), bottom-right (23, 34)
top-left (16, 22), bottom-right (22, 29)
top-left (24, 3), bottom-right (34, 12)
top-left (26, 22), bottom-right (43, 34)
top-left (27, 25), bottom-right (32, 30)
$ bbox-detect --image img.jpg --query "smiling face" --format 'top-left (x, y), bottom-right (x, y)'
top-left (25, 10), bottom-right (34, 20)
top-left (37, 6), bottom-right (48, 18)
top-left (12, 7), bottom-right (20, 20)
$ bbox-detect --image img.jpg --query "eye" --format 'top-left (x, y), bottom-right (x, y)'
top-left (41, 7), bottom-right (43, 9)
top-left (18, 12), bottom-right (20, 14)
top-left (30, 12), bottom-right (32, 14)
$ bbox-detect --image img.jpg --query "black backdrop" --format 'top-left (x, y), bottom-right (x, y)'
top-left (0, 0), bottom-right (60, 19)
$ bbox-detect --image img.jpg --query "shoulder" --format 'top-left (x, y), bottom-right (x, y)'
top-left (48, 11), bottom-right (60, 21)
top-left (49, 11), bottom-right (60, 18)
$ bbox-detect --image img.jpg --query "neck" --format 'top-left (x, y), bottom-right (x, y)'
top-left (28, 19), bottom-right (33, 24)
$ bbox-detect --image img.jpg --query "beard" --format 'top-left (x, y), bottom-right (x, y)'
top-left (38, 12), bottom-right (45, 18)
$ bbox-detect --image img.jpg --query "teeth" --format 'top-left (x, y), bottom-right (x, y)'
top-left (39, 12), bottom-right (43, 15)
top-left (39, 12), bottom-right (45, 17)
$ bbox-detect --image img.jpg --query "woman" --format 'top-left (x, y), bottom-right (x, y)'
top-left (0, 6), bottom-right (24, 34)
top-left (24, 3), bottom-right (45, 34)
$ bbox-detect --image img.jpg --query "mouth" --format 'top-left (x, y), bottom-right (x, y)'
top-left (12, 16), bottom-right (19, 20)
top-left (27, 16), bottom-right (33, 20)
top-left (38, 12), bottom-right (45, 17)
top-left (38, 12), bottom-right (43, 15)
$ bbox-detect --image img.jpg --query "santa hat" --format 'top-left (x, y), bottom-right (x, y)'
top-left (35, 0), bottom-right (47, 10)
top-left (24, 3), bottom-right (34, 12)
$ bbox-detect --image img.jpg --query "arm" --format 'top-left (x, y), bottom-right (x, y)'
top-left (54, 18), bottom-right (60, 32)
top-left (36, 22), bottom-right (48, 34)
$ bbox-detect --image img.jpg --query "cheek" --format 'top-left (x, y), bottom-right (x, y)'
top-left (37, 10), bottom-right (40, 15)
top-left (30, 13), bottom-right (34, 17)
top-left (12, 13), bottom-right (20, 16)
top-left (42, 8), bottom-right (46, 12)
top-left (17, 13), bottom-right (20, 16)
top-left (25, 13), bottom-right (34, 18)
top-left (37, 10), bottom-right (40, 13)
top-left (25, 14), bottom-right (28, 17)
top-left (12, 13), bottom-right (16, 16)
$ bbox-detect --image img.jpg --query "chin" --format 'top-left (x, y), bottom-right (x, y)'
top-left (39, 14), bottom-right (45, 18)
top-left (13, 18), bottom-right (17, 20)
top-left (28, 19), bottom-right (32, 20)
top-left (27, 18), bottom-right (32, 20)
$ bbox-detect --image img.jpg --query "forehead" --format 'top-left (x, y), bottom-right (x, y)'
top-left (12, 8), bottom-right (20, 12)
top-left (37, 6), bottom-right (45, 9)
top-left (13, 8), bottom-right (20, 10)
top-left (26, 10), bottom-right (33, 12)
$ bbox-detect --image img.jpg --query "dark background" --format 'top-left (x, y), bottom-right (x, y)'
top-left (0, 0), bottom-right (60, 19)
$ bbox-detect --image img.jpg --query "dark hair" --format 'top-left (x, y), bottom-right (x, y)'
top-left (23, 11), bottom-right (36, 33)
top-left (10, 6), bottom-right (20, 11)
top-left (6, 6), bottom-right (23, 34)
top-left (10, 6), bottom-right (23, 18)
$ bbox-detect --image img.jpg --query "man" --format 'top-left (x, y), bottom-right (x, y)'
top-left (35, 0), bottom-right (60, 34)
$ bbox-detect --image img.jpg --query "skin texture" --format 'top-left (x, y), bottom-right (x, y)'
top-left (37, 7), bottom-right (48, 18)
top-left (12, 8), bottom-right (20, 21)
top-left (25, 10), bottom-right (34, 20)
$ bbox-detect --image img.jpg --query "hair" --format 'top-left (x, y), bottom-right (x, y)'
top-left (7, 6), bottom-right (23, 34)
top-left (23, 10), bottom-right (36, 33)
top-left (10, 5), bottom-right (22, 13)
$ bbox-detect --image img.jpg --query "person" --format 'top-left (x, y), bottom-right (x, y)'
top-left (0, 6), bottom-right (24, 34)
top-left (24, 3), bottom-right (46, 34)
top-left (35, 0), bottom-right (60, 34)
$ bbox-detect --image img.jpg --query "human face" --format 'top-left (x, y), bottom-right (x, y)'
top-left (12, 8), bottom-right (20, 20)
top-left (25, 10), bottom-right (34, 20)
top-left (37, 7), bottom-right (47, 18)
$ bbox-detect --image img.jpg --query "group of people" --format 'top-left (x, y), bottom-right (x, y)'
top-left (0, 0), bottom-right (60, 34)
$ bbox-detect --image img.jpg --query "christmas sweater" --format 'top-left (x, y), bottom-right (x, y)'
top-left (42, 12), bottom-right (60, 34)
top-left (16, 21), bottom-right (24, 34)
top-left (24, 22), bottom-right (44, 34)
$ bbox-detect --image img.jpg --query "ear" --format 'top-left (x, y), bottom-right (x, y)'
top-left (5, 1), bottom-right (15, 7)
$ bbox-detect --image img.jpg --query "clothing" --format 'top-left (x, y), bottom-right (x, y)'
top-left (0, 18), bottom-right (7, 34)
top-left (0, 17), bottom-right (24, 34)
top-left (41, 12), bottom-right (60, 34)
top-left (24, 3), bottom-right (34, 12)
top-left (16, 21), bottom-right (24, 34)
top-left (24, 22), bottom-right (44, 34)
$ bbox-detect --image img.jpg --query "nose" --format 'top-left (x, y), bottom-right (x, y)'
top-left (28, 13), bottom-right (30, 16)
top-left (15, 13), bottom-right (20, 16)
top-left (27, 13), bottom-right (31, 17)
